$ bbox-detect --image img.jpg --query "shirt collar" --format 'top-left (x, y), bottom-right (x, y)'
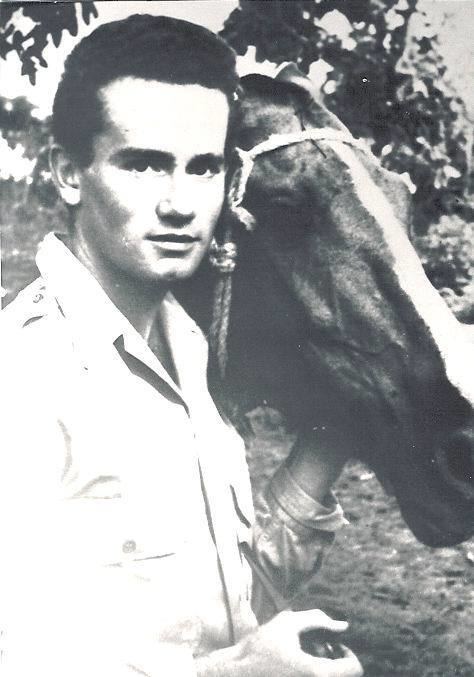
top-left (36, 232), bottom-right (127, 346)
top-left (35, 232), bottom-right (208, 397)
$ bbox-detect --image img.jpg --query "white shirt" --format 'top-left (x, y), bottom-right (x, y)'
top-left (0, 233), bottom-right (345, 676)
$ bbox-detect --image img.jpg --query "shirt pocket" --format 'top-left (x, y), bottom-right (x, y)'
top-left (18, 496), bottom-right (203, 657)
top-left (54, 497), bottom-right (182, 568)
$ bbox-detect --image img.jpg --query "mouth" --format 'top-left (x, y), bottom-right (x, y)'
top-left (146, 233), bottom-right (200, 251)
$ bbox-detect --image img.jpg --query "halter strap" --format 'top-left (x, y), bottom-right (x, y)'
top-left (228, 127), bottom-right (368, 230)
top-left (246, 128), bottom-right (366, 160)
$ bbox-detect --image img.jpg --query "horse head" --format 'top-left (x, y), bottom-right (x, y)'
top-left (208, 72), bottom-right (474, 548)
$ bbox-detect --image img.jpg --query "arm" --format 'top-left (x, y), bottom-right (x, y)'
top-left (193, 430), bottom-right (363, 677)
top-left (285, 427), bottom-right (348, 502)
top-left (251, 428), bottom-right (348, 619)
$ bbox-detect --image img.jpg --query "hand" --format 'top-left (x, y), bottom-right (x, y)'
top-left (196, 609), bottom-right (363, 677)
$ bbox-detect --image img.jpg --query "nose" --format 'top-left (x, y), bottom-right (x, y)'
top-left (156, 174), bottom-right (195, 227)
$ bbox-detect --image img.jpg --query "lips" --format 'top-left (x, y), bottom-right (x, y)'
top-left (145, 233), bottom-right (200, 254)
top-left (147, 234), bottom-right (199, 243)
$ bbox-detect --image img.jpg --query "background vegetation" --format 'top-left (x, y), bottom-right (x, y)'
top-left (0, 1), bottom-right (97, 303)
top-left (1, 0), bottom-right (473, 318)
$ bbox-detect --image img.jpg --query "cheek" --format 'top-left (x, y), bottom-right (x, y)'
top-left (82, 171), bottom-right (131, 223)
top-left (203, 179), bottom-right (226, 220)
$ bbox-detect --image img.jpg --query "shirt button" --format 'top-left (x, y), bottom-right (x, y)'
top-left (32, 293), bottom-right (43, 303)
top-left (122, 540), bottom-right (136, 554)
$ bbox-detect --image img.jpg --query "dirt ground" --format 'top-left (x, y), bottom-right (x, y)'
top-left (247, 408), bottom-right (474, 677)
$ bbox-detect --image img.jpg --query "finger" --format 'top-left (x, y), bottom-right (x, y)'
top-left (291, 608), bottom-right (349, 633)
top-left (327, 646), bottom-right (364, 677)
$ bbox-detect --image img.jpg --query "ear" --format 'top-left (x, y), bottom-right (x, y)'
top-left (49, 144), bottom-right (82, 206)
top-left (275, 62), bottom-right (319, 101)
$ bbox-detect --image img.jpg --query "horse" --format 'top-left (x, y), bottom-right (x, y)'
top-left (178, 69), bottom-right (474, 548)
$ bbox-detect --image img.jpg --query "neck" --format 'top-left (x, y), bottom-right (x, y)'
top-left (68, 235), bottom-right (166, 342)
top-left (106, 279), bottom-right (166, 343)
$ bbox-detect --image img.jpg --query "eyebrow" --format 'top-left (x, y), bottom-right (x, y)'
top-left (112, 148), bottom-right (173, 167)
top-left (112, 148), bottom-right (225, 169)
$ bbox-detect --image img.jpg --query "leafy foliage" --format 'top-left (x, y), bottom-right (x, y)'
top-left (0, 4), bottom-right (97, 303)
top-left (0, 2), bottom-right (97, 84)
top-left (0, 174), bottom-right (67, 304)
top-left (415, 213), bottom-right (474, 321)
top-left (0, 93), bottom-right (56, 204)
top-left (415, 215), bottom-right (473, 293)
top-left (0, 95), bottom-right (64, 304)
top-left (220, 0), bottom-right (473, 232)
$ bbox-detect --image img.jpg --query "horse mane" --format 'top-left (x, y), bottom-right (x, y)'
top-left (240, 73), bottom-right (349, 143)
top-left (240, 73), bottom-right (312, 102)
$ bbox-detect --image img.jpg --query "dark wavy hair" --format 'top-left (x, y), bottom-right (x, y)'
top-left (52, 14), bottom-right (240, 167)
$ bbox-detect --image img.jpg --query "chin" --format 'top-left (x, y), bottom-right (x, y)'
top-left (152, 263), bottom-right (201, 284)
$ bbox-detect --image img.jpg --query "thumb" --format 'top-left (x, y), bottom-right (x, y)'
top-left (330, 646), bottom-right (364, 677)
top-left (291, 609), bottom-right (349, 634)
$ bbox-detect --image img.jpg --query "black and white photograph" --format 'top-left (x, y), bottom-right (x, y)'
top-left (0, 1), bottom-right (473, 675)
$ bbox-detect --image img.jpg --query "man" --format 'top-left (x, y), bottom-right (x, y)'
top-left (0, 14), bottom-right (362, 677)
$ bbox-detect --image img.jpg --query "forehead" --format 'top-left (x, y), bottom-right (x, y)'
top-left (96, 77), bottom-right (229, 156)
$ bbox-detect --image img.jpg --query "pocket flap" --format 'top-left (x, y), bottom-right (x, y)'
top-left (53, 498), bottom-right (181, 567)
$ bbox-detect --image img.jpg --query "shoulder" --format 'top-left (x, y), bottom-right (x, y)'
top-left (0, 278), bottom-right (63, 377)
top-left (0, 286), bottom-right (70, 492)
top-left (1, 278), bottom-right (51, 331)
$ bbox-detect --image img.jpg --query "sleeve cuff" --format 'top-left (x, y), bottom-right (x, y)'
top-left (265, 465), bottom-right (347, 534)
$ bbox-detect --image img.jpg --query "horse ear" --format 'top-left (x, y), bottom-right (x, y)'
top-left (275, 62), bottom-right (319, 101)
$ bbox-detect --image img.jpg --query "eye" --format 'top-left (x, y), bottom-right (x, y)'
top-left (187, 157), bottom-right (223, 178)
top-left (122, 158), bottom-right (167, 175)
top-left (128, 159), bottom-right (152, 173)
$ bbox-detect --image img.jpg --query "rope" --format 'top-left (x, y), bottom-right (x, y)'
top-left (209, 233), bottom-right (237, 377)
top-left (210, 275), bottom-right (232, 377)
top-left (246, 128), bottom-right (367, 161)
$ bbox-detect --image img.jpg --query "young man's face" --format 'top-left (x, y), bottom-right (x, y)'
top-left (73, 77), bottom-right (229, 285)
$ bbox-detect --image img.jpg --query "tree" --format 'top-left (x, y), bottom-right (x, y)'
top-left (0, 3), bottom-right (98, 303)
top-left (0, 1), bottom-right (97, 84)
top-left (0, 95), bottom-right (66, 305)
top-left (220, 0), bottom-right (473, 232)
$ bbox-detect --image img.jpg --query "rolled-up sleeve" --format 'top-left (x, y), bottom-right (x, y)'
top-left (252, 464), bottom-right (347, 621)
